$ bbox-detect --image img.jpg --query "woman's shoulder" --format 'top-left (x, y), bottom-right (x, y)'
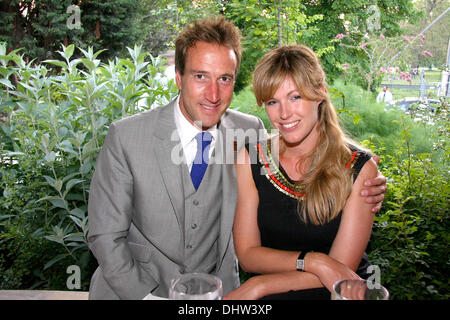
top-left (244, 135), bottom-right (272, 161)
top-left (346, 144), bottom-right (374, 181)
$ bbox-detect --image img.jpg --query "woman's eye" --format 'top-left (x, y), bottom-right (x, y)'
top-left (265, 100), bottom-right (277, 106)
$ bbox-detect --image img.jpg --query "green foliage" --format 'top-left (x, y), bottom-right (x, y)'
top-left (0, 42), bottom-right (178, 290)
top-left (139, 0), bottom-right (223, 55)
top-left (230, 86), bottom-right (271, 130)
top-left (363, 106), bottom-right (449, 299)
top-left (222, 0), bottom-right (419, 92)
top-left (302, 0), bottom-right (421, 88)
top-left (336, 84), bottom-right (449, 300)
top-left (224, 0), bottom-right (323, 92)
top-left (401, 0), bottom-right (449, 68)
top-left (0, 0), bottom-right (144, 62)
top-left (331, 79), bottom-right (442, 159)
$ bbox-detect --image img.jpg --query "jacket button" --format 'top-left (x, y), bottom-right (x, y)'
top-left (191, 223), bottom-right (197, 229)
top-left (193, 200), bottom-right (199, 206)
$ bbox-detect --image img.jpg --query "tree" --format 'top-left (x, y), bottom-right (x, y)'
top-left (224, 0), bottom-right (323, 92)
top-left (301, 0), bottom-right (421, 88)
top-left (138, 0), bottom-right (221, 56)
top-left (222, 0), bottom-right (421, 92)
top-left (401, 0), bottom-right (450, 68)
top-left (0, 0), bottom-right (144, 62)
top-left (335, 32), bottom-right (412, 91)
top-left (77, 0), bottom-right (144, 60)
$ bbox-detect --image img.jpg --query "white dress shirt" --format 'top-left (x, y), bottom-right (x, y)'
top-left (174, 96), bottom-right (218, 171)
top-left (376, 90), bottom-right (393, 104)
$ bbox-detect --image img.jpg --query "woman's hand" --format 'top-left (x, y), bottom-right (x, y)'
top-left (305, 252), bottom-right (360, 292)
top-left (361, 155), bottom-right (387, 213)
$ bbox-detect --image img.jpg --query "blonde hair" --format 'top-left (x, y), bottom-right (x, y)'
top-left (253, 45), bottom-right (362, 225)
top-left (175, 16), bottom-right (242, 75)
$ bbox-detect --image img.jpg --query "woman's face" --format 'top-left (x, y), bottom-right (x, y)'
top-left (264, 77), bottom-right (321, 152)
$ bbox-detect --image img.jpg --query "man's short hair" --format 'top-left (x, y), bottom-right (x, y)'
top-left (174, 16), bottom-right (242, 76)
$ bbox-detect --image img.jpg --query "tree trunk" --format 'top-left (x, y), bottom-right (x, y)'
top-left (278, 0), bottom-right (282, 46)
top-left (95, 20), bottom-right (101, 39)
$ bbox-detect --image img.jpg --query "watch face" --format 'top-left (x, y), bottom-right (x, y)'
top-left (296, 259), bottom-right (305, 271)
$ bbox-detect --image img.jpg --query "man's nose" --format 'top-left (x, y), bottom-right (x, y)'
top-left (205, 81), bottom-right (219, 103)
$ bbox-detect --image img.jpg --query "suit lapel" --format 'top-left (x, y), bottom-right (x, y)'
top-left (216, 119), bottom-right (238, 269)
top-left (153, 99), bottom-right (185, 233)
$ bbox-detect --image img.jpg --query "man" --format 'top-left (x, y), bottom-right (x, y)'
top-left (87, 16), bottom-right (387, 300)
top-left (376, 86), bottom-right (393, 105)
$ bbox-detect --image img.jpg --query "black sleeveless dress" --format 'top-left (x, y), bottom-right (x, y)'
top-left (245, 140), bottom-right (372, 300)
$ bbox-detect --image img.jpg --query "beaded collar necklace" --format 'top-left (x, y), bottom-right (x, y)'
top-left (256, 140), bottom-right (359, 200)
top-left (257, 142), bottom-right (306, 199)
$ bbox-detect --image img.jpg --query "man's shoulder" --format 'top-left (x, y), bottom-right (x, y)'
top-left (112, 102), bottom-right (172, 129)
top-left (113, 108), bottom-right (157, 126)
top-left (221, 108), bottom-right (262, 129)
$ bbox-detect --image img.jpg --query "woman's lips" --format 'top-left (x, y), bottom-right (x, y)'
top-left (280, 120), bottom-right (300, 129)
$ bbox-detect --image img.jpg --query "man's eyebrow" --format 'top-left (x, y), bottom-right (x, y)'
top-left (221, 73), bottom-right (235, 78)
top-left (189, 69), bottom-right (207, 74)
top-left (189, 70), bottom-right (235, 78)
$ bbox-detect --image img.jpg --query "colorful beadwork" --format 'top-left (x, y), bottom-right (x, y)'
top-left (256, 141), bottom-right (360, 200)
top-left (257, 143), bottom-right (305, 199)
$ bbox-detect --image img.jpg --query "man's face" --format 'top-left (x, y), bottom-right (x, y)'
top-left (176, 41), bottom-right (237, 130)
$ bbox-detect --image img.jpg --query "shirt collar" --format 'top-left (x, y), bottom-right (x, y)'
top-left (174, 95), bottom-right (218, 148)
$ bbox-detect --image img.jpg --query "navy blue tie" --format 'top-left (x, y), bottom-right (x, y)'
top-left (190, 131), bottom-right (212, 190)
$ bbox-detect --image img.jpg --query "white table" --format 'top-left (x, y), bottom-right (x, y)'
top-left (0, 290), bottom-right (89, 300)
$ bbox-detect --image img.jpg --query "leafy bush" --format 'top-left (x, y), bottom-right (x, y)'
top-left (366, 97), bottom-right (449, 300)
top-left (0, 43), bottom-right (178, 290)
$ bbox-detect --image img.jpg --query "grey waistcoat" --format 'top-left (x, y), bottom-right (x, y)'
top-left (180, 154), bottom-right (222, 275)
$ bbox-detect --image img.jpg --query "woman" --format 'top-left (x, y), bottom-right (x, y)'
top-left (226, 45), bottom-right (378, 300)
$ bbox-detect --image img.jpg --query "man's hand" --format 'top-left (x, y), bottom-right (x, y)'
top-left (361, 155), bottom-right (387, 213)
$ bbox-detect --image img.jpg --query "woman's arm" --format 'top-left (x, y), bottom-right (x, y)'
top-left (233, 147), bottom-right (299, 274)
top-left (232, 147), bottom-right (326, 299)
top-left (303, 158), bottom-right (378, 292)
top-left (361, 155), bottom-right (387, 213)
top-left (224, 271), bottom-right (322, 300)
top-left (328, 157), bottom-right (378, 270)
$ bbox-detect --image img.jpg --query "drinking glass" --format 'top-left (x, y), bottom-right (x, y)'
top-left (331, 279), bottom-right (389, 300)
top-left (169, 273), bottom-right (223, 300)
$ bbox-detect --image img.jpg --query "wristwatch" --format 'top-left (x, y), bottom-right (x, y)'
top-left (296, 251), bottom-right (307, 271)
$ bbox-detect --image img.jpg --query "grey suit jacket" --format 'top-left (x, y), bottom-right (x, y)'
top-left (87, 98), bottom-right (265, 299)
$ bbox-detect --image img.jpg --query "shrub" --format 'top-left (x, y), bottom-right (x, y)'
top-left (364, 126), bottom-right (449, 299)
top-left (332, 82), bottom-right (449, 299)
top-left (0, 43), bottom-right (178, 290)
